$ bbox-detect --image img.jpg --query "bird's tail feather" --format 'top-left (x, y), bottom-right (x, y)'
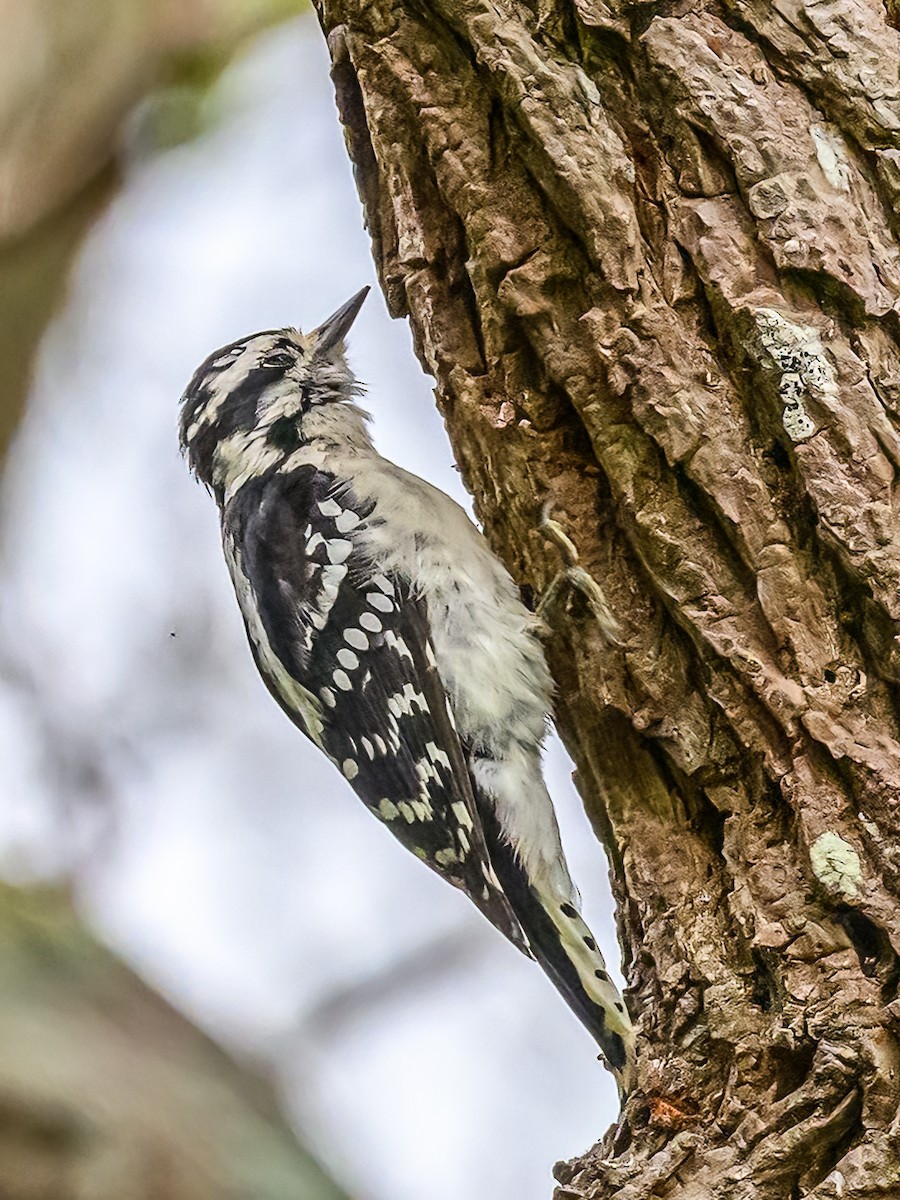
top-left (476, 797), bottom-right (635, 1093)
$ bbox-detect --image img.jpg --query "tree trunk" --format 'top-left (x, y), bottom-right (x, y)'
top-left (312, 1), bottom-right (900, 1194)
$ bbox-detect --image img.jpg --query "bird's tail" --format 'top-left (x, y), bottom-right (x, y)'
top-left (477, 798), bottom-right (635, 1093)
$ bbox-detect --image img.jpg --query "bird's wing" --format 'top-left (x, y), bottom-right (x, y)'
top-left (224, 466), bottom-right (531, 954)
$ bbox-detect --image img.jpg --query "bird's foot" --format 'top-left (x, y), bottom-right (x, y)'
top-left (537, 502), bottom-right (621, 645)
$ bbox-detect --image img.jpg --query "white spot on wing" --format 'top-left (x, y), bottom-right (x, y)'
top-left (335, 509), bottom-right (361, 532)
top-left (403, 683), bottom-right (426, 711)
top-left (452, 802), bottom-right (474, 830)
top-left (384, 631), bottom-right (413, 661)
top-left (426, 742), bottom-right (451, 770)
top-left (321, 563), bottom-right (347, 587)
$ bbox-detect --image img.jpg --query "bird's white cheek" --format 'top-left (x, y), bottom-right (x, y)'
top-left (259, 380), bottom-right (304, 424)
top-left (213, 431), bottom-right (282, 502)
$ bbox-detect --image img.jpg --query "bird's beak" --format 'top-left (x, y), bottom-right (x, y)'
top-left (311, 286), bottom-right (370, 353)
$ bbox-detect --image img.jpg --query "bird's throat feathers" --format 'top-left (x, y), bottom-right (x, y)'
top-left (211, 399), bottom-right (374, 503)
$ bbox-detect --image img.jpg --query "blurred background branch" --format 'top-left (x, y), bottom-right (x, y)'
top-left (0, 882), bottom-right (351, 1200)
top-left (0, 0), bottom-right (305, 459)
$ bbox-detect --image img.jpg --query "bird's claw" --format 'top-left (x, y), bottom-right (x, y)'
top-left (537, 502), bottom-right (622, 645)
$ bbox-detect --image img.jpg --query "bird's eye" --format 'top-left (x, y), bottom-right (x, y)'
top-left (265, 352), bottom-right (294, 369)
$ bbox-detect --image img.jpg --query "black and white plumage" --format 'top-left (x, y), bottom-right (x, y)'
top-left (179, 287), bottom-right (635, 1089)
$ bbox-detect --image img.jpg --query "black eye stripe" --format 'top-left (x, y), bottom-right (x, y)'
top-left (192, 365), bottom-right (288, 447)
top-left (265, 352), bottom-right (295, 369)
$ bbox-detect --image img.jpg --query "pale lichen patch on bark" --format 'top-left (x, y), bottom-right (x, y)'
top-left (810, 124), bottom-right (852, 192)
top-left (753, 307), bottom-right (836, 442)
top-left (810, 832), bottom-right (864, 900)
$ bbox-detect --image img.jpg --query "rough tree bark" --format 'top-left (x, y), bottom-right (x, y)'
top-left (312, 1), bottom-right (900, 1195)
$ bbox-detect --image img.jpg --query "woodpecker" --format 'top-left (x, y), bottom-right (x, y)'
top-left (179, 286), bottom-right (635, 1090)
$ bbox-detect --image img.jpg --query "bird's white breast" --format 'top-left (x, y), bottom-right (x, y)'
top-left (345, 455), bottom-right (553, 754)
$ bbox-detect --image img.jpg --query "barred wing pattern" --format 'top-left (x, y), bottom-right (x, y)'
top-left (224, 466), bottom-right (530, 954)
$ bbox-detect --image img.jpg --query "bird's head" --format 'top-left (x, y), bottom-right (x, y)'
top-left (179, 286), bottom-right (371, 494)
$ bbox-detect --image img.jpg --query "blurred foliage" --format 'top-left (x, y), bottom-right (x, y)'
top-left (0, 0), bottom-right (307, 464)
top-left (133, 0), bottom-right (310, 151)
top-left (0, 881), bottom-right (353, 1200)
top-left (0, 166), bottom-right (117, 461)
